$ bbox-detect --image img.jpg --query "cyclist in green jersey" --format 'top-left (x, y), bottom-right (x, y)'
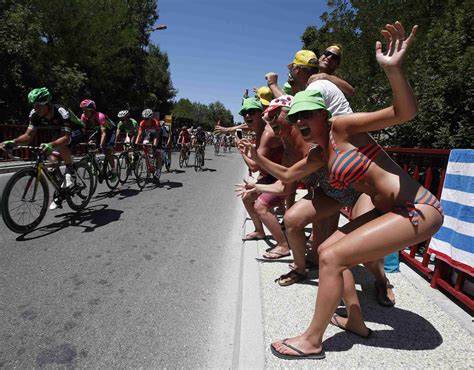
top-left (116, 110), bottom-right (138, 145)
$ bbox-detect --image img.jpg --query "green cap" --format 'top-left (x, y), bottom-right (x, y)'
top-left (282, 82), bottom-right (292, 95)
top-left (288, 90), bottom-right (331, 119)
top-left (28, 87), bottom-right (52, 105)
top-left (239, 97), bottom-right (263, 116)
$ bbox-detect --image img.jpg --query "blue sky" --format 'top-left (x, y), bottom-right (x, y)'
top-left (151, 0), bottom-right (329, 123)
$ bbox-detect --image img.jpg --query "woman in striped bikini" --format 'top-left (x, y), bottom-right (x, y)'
top-left (240, 21), bottom-right (444, 359)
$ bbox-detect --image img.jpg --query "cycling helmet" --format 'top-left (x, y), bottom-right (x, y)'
top-left (80, 99), bottom-right (96, 110)
top-left (182, 126), bottom-right (187, 130)
top-left (142, 109), bottom-right (153, 118)
top-left (117, 110), bottom-right (130, 118)
top-left (197, 126), bottom-right (202, 131)
top-left (28, 88), bottom-right (52, 105)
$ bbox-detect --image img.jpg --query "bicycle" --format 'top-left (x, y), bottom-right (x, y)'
top-left (78, 143), bottom-right (120, 194)
top-left (134, 143), bottom-right (160, 187)
top-left (178, 143), bottom-right (190, 168)
top-left (194, 144), bottom-right (205, 172)
top-left (214, 139), bottom-right (220, 155)
top-left (1, 146), bottom-right (94, 233)
top-left (161, 145), bottom-right (172, 172)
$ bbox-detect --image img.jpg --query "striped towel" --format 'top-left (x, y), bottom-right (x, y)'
top-left (428, 149), bottom-right (474, 275)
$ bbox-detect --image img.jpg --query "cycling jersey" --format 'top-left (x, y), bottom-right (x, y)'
top-left (139, 119), bottom-right (160, 133)
top-left (29, 104), bottom-right (84, 134)
top-left (117, 118), bottom-right (138, 133)
top-left (195, 131), bottom-right (206, 144)
top-left (160, 123), bottom-right (170, 145)
top-left (80, 111), bottom-right (115, 131)
top-left (178, 130), bottom-right (191, 144)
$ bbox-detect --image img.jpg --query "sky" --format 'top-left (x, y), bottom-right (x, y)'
top-left (151, 0), bottom-right (329, 123)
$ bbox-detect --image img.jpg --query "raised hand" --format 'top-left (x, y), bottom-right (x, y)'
top-left (376, 21), bottom-right (417, 69)
top-left (234, 179), bottom-right (256, 197)
top-left (238, 138), bottom-right (258, 159)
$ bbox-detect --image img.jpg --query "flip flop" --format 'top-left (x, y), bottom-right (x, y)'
top-left (262, 251), bottom-right (291, 260)
top-left (330, 314), bottom-right (372, 339)
top-left (275, 270), bottom-right (307, 287)
top-left (270, 340), bottom-right (325, 360)
top-left (375, 281), bottom-right (396, 307)
top-left (242, 234), bottom-right (266, 241)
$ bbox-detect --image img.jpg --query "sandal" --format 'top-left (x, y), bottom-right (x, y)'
top-left (275, 270), bottom-right (307, 287)
top-left (289, 258), bottom-right (318, 271)
top-left (375, 281), bottom-right (395, 307)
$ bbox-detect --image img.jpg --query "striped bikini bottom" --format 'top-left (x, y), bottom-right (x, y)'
top-left (398, 189), bottom-right (444, 226)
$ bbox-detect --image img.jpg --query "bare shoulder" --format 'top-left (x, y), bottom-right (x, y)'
top-left (262, 125), bottom-right (283, 148)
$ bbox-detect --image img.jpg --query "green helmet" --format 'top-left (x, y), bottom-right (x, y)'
top-left (28, 87), bottom-right (52, 105)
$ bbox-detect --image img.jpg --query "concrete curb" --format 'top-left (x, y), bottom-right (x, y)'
top-left (233, 216), bottom-right (265, 369)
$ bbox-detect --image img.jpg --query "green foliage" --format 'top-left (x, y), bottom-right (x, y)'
top-left (0, 0), bottom-right (176, 122)
top-left (301, 0), bottom-right (473, 149)
top-left (172, 99), bottom-right (234, 131)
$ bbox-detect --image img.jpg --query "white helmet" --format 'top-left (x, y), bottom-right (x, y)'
top-left (117, 110), bottom-right (130, 118)
top-left (141, 109), bottom-right (153, 118)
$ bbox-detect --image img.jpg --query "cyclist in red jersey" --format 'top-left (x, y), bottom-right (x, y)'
top-left (177, 126), bottom-right (191, 157)
top-left (135, 109), bottom-right (161, 179)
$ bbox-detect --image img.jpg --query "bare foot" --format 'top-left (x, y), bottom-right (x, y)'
top-left (330, 314), bottom-right (371, 338)
top-left (271, 336), bottom-right (323, 358)
top-left (375, 280), bottom-right (396, 307)
top-left (263, 245), bottom-right (291, 259)
top-left (242, 231), bottom-right (265, 241)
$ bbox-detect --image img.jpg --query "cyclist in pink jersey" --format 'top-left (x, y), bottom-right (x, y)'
top-left (80, 99), bottom-right (117, 180)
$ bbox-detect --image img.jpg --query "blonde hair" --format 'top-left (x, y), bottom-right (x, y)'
top-left (326, 44), bottom-right (343, 56)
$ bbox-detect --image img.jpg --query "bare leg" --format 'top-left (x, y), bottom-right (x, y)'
top-left (254, 200), bottom-right (290, 258)
top-left (242, 192), bottom-right (265, 239)
top-left (271, 205), bottom-right (443, 356)
top-left (352, 194), bottom-right (396, 306)
top-left (284, 191), bottom-right (341, 275)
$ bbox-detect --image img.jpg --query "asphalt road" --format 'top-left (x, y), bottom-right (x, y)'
top-left (0, 149), bottom-right (249, 368)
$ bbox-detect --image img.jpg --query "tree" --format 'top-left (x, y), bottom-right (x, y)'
top-left (301, 0), bottom-right (473, 149)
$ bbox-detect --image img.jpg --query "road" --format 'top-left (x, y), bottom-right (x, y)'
top-left (0, 150), bottom-right (250, 368)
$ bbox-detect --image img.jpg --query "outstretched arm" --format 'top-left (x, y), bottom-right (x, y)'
top-left (336, 22), bottom-right (418, 135)
top-left (239, 139), bottom-right (323, 183)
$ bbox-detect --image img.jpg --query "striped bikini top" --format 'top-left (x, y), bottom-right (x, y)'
top-left (327, 130), bottom-right (382, 190)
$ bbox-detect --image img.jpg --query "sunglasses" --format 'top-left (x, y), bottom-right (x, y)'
top-left (242, 108), bottom-right (261, 116)
top-left (288, 110), bottom-right (314, 124)
top-left (323, 50), bottom-right (341, 64)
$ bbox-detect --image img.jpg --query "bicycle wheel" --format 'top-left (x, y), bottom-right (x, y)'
top-left (184, 151), bottom-right (189, 167)
top-left (104, 155), bottom-right (120, 190)
top-left (134, 152), bottom-right (148, 189)
top-left (1, 168), bottom-right (49, 233)
top-left (80, 158), bottom-right (99, 196)
top-left (164, 150), bottom-right (171, 172)
top-left (66, 162), bottom-right (94, 211)
top-left (194, 150), bottom-right (202, 172)
top-left (118, 152), bottom-right (130, 184)
top-left (179, 151), bottom-right (184, 168)
top-left (200, 151), bottom-right (205, 168)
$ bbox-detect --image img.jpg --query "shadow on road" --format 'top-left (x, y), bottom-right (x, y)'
top-left (15, 204), bottom-right (123, 241)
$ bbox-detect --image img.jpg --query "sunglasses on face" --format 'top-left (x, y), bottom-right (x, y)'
top-left (323, 50), bottom-right (341, 64)
top-left (243, 108), bottom-right (261, 116)
top-left (288, 110), bottom-right (314, 124)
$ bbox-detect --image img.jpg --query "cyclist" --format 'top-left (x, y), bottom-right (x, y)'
top-left (177, 126), bottom-right (191, 157)
top-left (115, 110), bottom-right (138, 144)
top-left (159, 120), bottom-right (172, 169)
top-left (192, 126), bottom-right (206, 155)
top-left (135, 109), bottom-right (161, 179)
top-left (80, 99), bottom-right (117, 181)
top-left (0, 88), bottom-right (85, 210)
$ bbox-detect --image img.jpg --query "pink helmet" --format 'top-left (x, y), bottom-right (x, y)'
top-left (80, 99), bottom-right (96, 110)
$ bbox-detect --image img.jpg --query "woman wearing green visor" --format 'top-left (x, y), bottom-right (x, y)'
top-left (240, 22), bottom-right (444, 360)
